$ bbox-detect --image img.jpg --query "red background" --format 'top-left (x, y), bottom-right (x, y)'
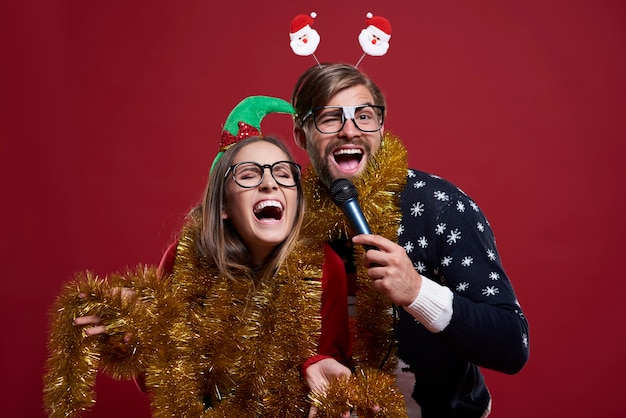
top-left (2, 1), bottom-right (625, 416)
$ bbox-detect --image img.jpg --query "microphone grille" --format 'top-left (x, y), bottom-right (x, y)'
top-left (330, 178), bottom-right (358, 204)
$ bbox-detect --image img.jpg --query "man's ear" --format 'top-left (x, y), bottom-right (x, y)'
top-left (293, 127), bottom-right (307, 150)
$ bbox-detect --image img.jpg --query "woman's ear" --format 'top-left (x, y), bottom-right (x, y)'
top-left (221, 207), bottom-right (229, 220)
top-left (293, 127), bottom-right (307, 150)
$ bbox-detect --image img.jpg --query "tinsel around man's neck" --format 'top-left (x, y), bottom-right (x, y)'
top-left (302, 132), bottom-right (408, 374)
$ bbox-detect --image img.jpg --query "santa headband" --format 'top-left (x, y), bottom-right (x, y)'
top-left (288, 11), bottom-right (392, 67)
top-left (210, 96), bottom-right (296, 172)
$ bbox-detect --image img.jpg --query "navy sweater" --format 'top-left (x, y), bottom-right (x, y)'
top-left (394, 169), bottom-right (529, 417)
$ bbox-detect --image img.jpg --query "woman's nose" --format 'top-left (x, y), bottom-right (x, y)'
top-left (259, 168), bottom-right (278, 189)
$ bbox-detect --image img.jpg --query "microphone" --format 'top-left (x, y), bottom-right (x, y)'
top-left (330, 178), bottom-right (377, 250)
top-left (330, 178), bottom-right (372, 235)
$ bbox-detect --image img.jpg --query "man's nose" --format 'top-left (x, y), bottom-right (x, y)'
top-left (338, 118), bottom-right (360, 138)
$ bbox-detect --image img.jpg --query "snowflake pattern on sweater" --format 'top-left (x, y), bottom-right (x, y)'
top-left (395, 169), bottom-right (529, 416)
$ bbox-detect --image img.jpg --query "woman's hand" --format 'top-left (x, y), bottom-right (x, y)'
top-left (305, 358), bottom-right (352, 418)
top-left (73, 287), bottom-right (136, 343)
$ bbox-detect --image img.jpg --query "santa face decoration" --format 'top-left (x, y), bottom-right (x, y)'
top-left (290, 28), bottom-right (321, 56)
top-left (289, 12), bottom-right (321, 57)
top-left (358, 12), bottom-right (392, 57)
top-left (358, 28), bottom-right (389, 56)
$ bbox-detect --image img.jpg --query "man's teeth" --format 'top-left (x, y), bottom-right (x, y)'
top-left (333, 149), bottom-right (363, 156)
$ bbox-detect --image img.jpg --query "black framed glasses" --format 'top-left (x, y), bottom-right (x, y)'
top-left (224, 161), bottom-right (301, 188)
top-left (300, 105), bottom-right (385, 134)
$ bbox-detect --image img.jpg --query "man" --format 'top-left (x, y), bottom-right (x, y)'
top-left (293, 63), bottom-right (529, 417)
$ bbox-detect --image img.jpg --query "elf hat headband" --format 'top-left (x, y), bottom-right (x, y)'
top-left (288, 11), bottom-right (392, 68)
top-left (210, 96), bottom-right (296, 172)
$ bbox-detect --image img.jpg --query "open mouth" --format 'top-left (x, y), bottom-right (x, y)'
top-left (333, 148), bottom-right (363, 172)
top-left (253, 200), bottom-right (284, 221)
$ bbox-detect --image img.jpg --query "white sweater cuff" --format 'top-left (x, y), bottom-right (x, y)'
top-left (403, 275), bottom-right (454, 333)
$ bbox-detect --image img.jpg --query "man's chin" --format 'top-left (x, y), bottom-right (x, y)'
top-left (315, 161), bottom-right (364, 187)
top-left (331, 165), bottom-right (365, 181)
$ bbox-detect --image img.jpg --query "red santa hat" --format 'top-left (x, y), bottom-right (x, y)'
top-left (365, 12), bottom-right (392, 42)
top-left (290, 12), bottom-right (317, 40)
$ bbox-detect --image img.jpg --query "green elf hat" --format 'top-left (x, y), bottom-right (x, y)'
top-left (210, 96), bottom-right (296, 173)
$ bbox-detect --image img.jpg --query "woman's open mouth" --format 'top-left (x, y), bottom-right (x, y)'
top-left (253, 200), bottom-right (284, 221)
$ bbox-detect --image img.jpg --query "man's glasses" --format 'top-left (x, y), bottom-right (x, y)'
top-left (224, 161), bottom-right (301, 188)
top-left (301, 105), bottom-right (385, 134)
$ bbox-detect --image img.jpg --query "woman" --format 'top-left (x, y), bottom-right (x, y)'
top-left (146, 135), bottom-right (326, 416)
top-left (44, 132), bottom-right (335, 416)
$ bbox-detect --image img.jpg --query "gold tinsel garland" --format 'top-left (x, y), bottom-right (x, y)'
top-left (43, 220), bottom-right (324, 417)
top-left (43, 132), bottom-right (409, 417)
top-left (43, 265), bottom-right (170, 417)
top-left (145, 218), bottom-right (325, 417)
top-left (303, 132), bottom-right (408, 370)
top-left (308, 369), bottom-right (407, 418)
top-left (302, 132), bottom-right (409, 417)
